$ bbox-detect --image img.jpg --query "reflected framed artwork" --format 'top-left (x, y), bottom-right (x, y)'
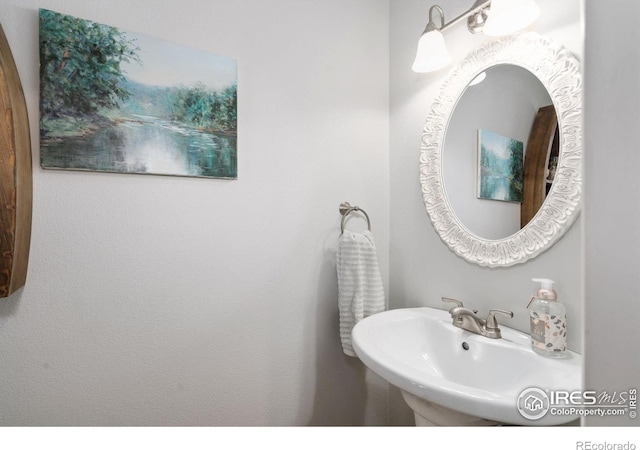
top-left (477, 129), bottom-right (523, 203)
top-left (39, 9), bottom-right (237, 179)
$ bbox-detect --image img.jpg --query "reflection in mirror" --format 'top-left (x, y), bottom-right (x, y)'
top-left (443, 65), bottom-right (553, 240)
top-left (521, 105), bottom-right (559, 227)
top-left (419, 32), bottom-right (582, 267)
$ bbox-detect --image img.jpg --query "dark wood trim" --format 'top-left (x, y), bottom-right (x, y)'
top-left (521, 105), bottom-right (557, 228)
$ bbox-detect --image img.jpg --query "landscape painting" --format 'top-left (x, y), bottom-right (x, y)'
top-left (477, 129), bottom-right (524, 202)
top-left (39, 9), bottom-right (237, 179)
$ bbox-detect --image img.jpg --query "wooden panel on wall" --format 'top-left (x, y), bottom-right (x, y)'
top-left (0, 23), bottom-right (33, 298)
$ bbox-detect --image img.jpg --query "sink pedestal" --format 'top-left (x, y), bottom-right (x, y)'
top-left (401, 391), bottom-right (502, 426)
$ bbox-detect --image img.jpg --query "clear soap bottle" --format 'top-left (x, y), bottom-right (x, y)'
top-left (528, 278), bottom-right (567, 358)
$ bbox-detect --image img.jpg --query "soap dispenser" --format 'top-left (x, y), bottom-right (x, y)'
top-left (528, 278), bottom-right (567, 358)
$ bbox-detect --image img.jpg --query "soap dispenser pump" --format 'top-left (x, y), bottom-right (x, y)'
top-left (528, 278), bottom-right (567, 358)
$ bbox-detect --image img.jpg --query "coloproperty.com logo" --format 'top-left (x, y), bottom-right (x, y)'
top-left (517, 387), bottom-right (638, 421)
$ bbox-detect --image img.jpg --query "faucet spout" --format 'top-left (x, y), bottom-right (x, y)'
top-left (449, 306), bottom-right (476, 316)
top-left (449, 307), bottom-right (485, 335)
top-left (448, 306), bottom-right (513, 339)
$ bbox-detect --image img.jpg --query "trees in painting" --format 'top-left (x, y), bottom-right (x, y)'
top-left (39, 9), bottom-right (238, 141)
top-left (39, 9), bottom-right (139, 121)
top-left (171, 84), bottom-right (237, 134)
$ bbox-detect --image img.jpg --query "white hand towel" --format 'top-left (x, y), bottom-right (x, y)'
top-left (337, 230), bottom-right (386, 357)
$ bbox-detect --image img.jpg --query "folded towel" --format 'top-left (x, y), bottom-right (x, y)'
top-left (337, 230), bottom-right (386, 357)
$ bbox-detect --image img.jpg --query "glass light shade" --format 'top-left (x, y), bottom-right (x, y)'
top-left (411, 29), bottom-right (452, 73)
top-left (483, 0), bottom-right (541, 36)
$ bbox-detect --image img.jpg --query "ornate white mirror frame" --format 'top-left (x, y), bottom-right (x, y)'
top-left (419, 32), bottom-right (582, 267)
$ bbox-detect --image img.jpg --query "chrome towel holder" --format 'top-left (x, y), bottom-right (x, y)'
top-left (339, 202), bottom-right (371, 234)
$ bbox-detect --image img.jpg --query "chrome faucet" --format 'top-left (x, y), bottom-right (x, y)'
top-left (441, 297), bottom-right (513, 339)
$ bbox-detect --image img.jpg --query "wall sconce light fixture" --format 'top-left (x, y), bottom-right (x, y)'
top-left (412, 0), bottom-right (541, 73)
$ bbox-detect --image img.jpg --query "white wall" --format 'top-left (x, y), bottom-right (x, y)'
top-left (0, 0), bottom-right (390, 425)
top-left (584, 0), bottom-right (640, 427)
top-left (389, 0), bottom-right (583, 424)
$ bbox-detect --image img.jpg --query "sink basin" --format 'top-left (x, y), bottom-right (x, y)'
top-left (351, 307), bottom-right (583, 426)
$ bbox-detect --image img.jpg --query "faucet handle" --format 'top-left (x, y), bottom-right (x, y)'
top-left (485, 309), bottom-right (514, 330)
top-left (441, 297), bottom-right (480, 314)
top-left (441, 297), bottom-right (464, 310)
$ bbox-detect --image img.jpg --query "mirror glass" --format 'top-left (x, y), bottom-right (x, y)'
top-left (419, 33), bottom-right (582, 267)
top-left (442, 65), bottom-right (552, 240)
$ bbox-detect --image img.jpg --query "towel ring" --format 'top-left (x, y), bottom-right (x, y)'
top-left (339, 202), bottom-right (371, 234)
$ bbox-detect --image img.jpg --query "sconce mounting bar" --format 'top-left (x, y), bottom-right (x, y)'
top-left (438, 0), bottom-right (491, 33)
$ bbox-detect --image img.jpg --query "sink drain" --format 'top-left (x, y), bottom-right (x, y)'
top-left (461, 342), bottom-right (470, 351)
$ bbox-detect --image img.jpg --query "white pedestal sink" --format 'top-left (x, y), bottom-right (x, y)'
top-left (351, 307), bottom-right (583, 426)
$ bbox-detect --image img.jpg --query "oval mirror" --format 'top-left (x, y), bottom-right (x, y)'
top-left (420, 32), bottom-right (582, 267)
